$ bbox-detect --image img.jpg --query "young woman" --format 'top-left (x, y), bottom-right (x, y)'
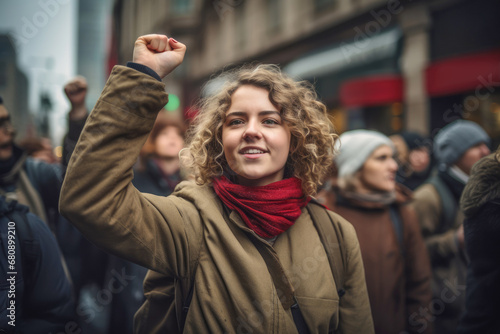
top-left (317, 130), bottom-right (432, 334)
top-left (60, 34), bottom-right (374, 333)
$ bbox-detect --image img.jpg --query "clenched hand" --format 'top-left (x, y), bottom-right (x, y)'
top-left (133, 34), bottom-right (186, 79)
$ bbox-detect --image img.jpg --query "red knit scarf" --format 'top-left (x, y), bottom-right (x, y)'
top-left (212, 176), bottom-right (310, 238)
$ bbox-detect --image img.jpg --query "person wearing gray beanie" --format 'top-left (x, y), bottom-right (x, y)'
top-left (335, 130), bottom-right (395, 179)
top-left (317, 130), bottom-right (432, 334)
top-left (412, 120), bottom-right (491, 334)
top-left (434, 120), bottom-right (490, 173)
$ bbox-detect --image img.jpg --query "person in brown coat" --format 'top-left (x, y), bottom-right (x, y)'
top-left (60, 34), bottom-right (374, 333)
top-left (317, 130), bottom-right (433, 334)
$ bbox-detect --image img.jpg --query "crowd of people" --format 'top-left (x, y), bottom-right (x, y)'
top-left (0, 33), bottom-right (498, 334)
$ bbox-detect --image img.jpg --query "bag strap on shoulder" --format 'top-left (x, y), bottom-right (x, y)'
top-left (389, 204), bottom-right (405, 258)
top-left (307, 200), bottom-right (346, 298)
top-left (181, 201), bottom-right (347, 333)
top-left (428, 175), bottom-right (457, 232)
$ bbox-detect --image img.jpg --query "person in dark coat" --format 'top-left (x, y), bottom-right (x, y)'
top-left (0, 81), bottom-right (90, 293)
top-left (317, 130), bottom-right (432, 334)
top-left (0, 197), bottom-right (78, 333)
top-left (457, 145), bottom-right (500, 334)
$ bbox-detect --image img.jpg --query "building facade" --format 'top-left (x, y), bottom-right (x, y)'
top-left (110, 0), bottom-right (500, 146)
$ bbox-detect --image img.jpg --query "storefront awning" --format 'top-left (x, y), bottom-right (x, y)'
top-left (283, 27), bottom-right (402, 103)
top-left (340, 75), bottom-right (403, 107)
top-left (426, 48), bottom-right (500, 97)
top-left (284, 28), bottom-right (401, 79)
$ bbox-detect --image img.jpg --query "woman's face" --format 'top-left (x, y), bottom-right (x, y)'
top-left (358, 145), bottom-right (398, 193)
top-left (222, 85), bottom-right (291, 187)
top-left (154, 126), bottom-right (184, 159)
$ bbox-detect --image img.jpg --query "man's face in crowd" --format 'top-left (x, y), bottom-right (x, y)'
top-left (0, 105), bottom-right (15, 161)
top-left (455, 142), bottom-right (491, 175)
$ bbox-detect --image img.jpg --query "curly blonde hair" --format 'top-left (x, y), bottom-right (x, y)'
top-left (181, 64), bottom-right (338, 196)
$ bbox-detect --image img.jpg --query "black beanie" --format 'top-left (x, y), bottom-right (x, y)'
top-left (401, 131), bottom-right (426, 151)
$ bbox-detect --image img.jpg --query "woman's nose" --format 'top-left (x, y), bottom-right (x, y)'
top-left (389, 158), bottom-right (398, 171)
top-left (243, 121), bottom-right (261, 140)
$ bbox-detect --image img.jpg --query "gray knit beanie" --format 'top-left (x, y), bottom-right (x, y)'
top-left (434, 120), bottom-right (490, 167)
top-left (335, 130), bottom-right (394, 179)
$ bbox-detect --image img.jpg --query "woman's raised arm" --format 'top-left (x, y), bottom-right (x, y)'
top-left (59, 35), bottom-right (190, 275)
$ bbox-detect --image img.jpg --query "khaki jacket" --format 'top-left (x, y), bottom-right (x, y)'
top-left (60, 66), bottom-right (374, 334)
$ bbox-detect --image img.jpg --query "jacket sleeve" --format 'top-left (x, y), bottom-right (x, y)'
top-left (401, 205), bottom-right (433, 334)
top-left (59, 66), bottom-right (191, 277)
top-left (412, 184), bottom-right (459, 264)
top-left (19, 212), bottom-right (78, 334)
top-left (333, 213), bottom-right (375, 334)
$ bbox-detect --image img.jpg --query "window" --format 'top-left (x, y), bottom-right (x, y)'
top-left (0, 61), bottom-right (7, 87)
top-left (235, 1), bottom-right (247, 49)
top-left (172, 0), bottom-right (193, 14)
top-left (267, 0), bottom-right (281, 34)
top-left (314, 0), bottom-right (336, 13)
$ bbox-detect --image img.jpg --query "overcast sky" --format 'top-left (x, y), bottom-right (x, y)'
top-left (0, 0), bottom-right (77, 144)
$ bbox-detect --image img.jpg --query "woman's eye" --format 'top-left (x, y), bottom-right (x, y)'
top-left (263, 119), bottom-right (279, 125)
top-left (228, 119), bottom-right (244, 126)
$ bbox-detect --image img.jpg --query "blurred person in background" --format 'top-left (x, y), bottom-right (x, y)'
top-left (457, 145), bottom-right (500, 334)
top-left (0, 78), bottom-right (87, 230)
top-left (133, 111), bottom-right (186, 194)
top-left (0, 196), bottom-right (77, 333)
top-left (57, 76), bottom-right (107, 310)
top-left (106, 111), bottom-right (187, 334)
top-left (0, 79), bottom-right (88, 330)
top-left (0, 79), bottom-right (87, 252)
top-left (412, 120), bottom-right (491, 334)
top-left (390, 131), bottom-right (433, 190)
top-left (60, 76), bottom-right (89, 166)
top-left (0, 95), bottom-right (76, 229)
top-left (317, 130), bottom-right (432, 334)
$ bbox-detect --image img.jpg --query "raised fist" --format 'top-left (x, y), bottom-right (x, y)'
top-left (64, 76), bottom-right (88, 108)
top-left (132, 34), bottom-right (186, 79)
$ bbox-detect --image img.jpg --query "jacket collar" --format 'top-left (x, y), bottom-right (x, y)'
top-left (438, 168), bottom-right (466, 202)
top-left (335, 183), bottom-right (412, 210)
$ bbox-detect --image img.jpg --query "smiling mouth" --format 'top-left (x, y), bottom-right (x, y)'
top-left (242, 149), bottom-right (265, 154)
